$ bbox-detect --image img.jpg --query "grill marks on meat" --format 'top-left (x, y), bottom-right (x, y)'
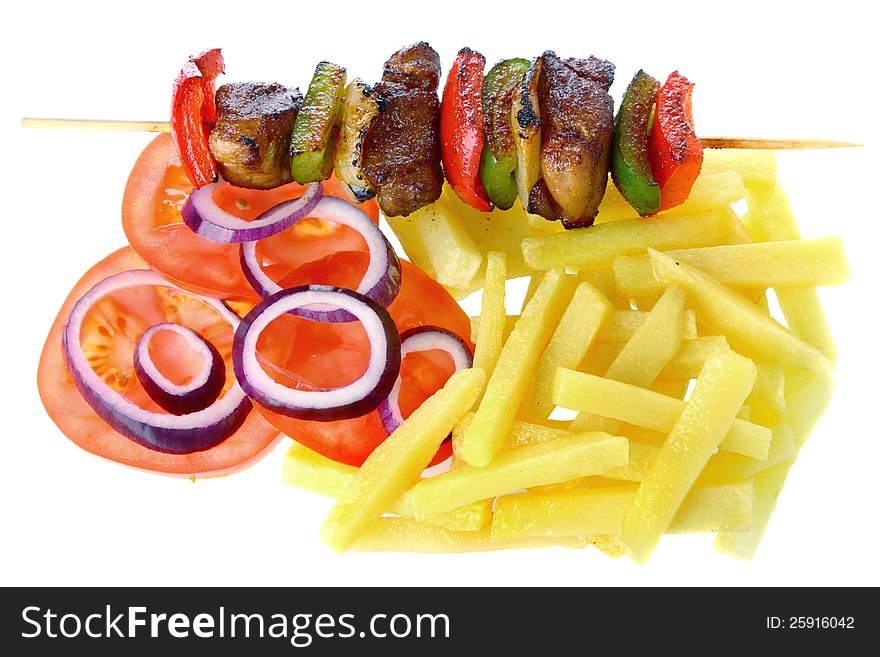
top-left (361, 43), bottom-right (444, 217)
top-left (208, 82), bottom-right (302, 189)
top-left (536, 52), bottom-right (615, 229)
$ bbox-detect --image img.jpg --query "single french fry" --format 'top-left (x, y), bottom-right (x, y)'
top-left (744, 183), bottom-right (838, 363)
top-left (492, 480), bottom-right (755, 540)
top-left (598, 309), bottom-right (698, 342)
top-left (415, 202), bottom-right (483, 291)
top-left (701, 149), bottom-right (777, 189)
top-left (458, 270), bottom-right (575, 468)
top-left (352, 517), bottom-right (588, 553)
top-left (649, 249), bottom-right (832, 371)
top-left (522, 212), bottom-right (723, 271)
top-left (283, 443), bottom-right (490, 532)
top-left (554, 368), bottom-right (772, 460)
top-left (531, 441), bottom-right (659, 492)
top-left (621, 351), bottom-right (757, 562)
top-left (530, 281), bottom-right (613, 418)
top-left (412, 432), bottom-right (628, 519)
top-left (472, 251), bottom-right (507, 378)
top-left (612, 238), bottom-right (849, 297)
top-left (320, 368), bottom-right (486, 552)
top-left (604, 286), bottom-right (687, 388)
top-left (660, 336), bottom-right (731, 379)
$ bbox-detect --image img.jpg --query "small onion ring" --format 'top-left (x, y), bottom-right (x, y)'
top-left (233, 285), bottom-right (401, 421)
top-left (377, 326), bottom-right (473, 435)
top-left (182, 180), bottom-right (322, 243)
top-left (133, 323), bottom-right (226, 415)
top-left (63, 270), bottom-right (252, 454)
top-left (240, 195), bottom-right (402, 322)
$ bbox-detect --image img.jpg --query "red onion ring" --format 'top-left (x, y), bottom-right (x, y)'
top-left (133, 323), bottom-right (226, 415)
top-left (182, 180), bottom-right (322, 243)
top-left (233, 285), bottom-right (401, 421)
top-left (377, 326), bottom-right (473, 434)
top-left (239, 196), bottom-right (402, 322)
top-left (63, 270), bottom-right (252, 454)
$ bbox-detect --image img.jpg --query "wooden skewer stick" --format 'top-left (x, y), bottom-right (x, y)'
top-left (21, 117), bottom-right (862, 150)
top-left (22, 118), bottom-right (172, 133)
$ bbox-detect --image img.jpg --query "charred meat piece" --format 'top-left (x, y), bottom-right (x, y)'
top-left (361, 43), bottom-right (444, 217)
top-left (537, 51), bottom-right (615, 229)
top-left (381, 41), bottom-right (441, 90)
top-left (208, 82), bottom-right (302, 189)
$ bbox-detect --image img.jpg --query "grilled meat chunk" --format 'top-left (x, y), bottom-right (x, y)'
top-left (361, 43), bottom-right (444, 217)
top-left (537, 52), bottom-right (615, 228)
top-left (208, 82), bottom-right (302, 189)
top-left (381, 41), bottom-right (441, 90)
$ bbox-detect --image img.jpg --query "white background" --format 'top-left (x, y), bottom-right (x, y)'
top-left (2, 0), bottom-right (878, 586)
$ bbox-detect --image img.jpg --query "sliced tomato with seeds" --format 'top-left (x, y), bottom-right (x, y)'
top-left (37, 247), bottom-right (282, 477)
top-left (252, 251), bottom-right (473, 467)
top-left (122, 133), bottom-right (380, 301)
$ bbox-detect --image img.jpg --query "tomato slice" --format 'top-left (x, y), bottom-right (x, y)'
top-left (122, 133), bottom-right (380, 301)
top-left (37, 247), bottom-right (282, 477)
top-left (251, 251), bottom-right (473, 467)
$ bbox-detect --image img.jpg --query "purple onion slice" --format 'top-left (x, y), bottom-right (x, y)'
top-left (63, 269), bottom-right (252, 454)
top-left (233, 285), bottom-right (401, 421)
top-left (377, 326), bottom-right (473, 435)
top-left (240, 195), bottom-right (402, 322)
top-left (133, 323), bottom-right (226, 415)
top-left (182, 180), bottom-right (322, 243)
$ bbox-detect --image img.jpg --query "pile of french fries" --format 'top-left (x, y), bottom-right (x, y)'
top-left (284, 150), bottom-right (849, 562)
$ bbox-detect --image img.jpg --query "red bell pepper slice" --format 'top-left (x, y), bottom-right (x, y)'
top-left (647, 71), bottom-right (703, 212)
top-left (170, 48), bottom-right (225, 189)
top-left (440, 48), bottom-right (491, 211)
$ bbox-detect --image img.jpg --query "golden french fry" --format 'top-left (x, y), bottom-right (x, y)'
top-left (529, 281), bottom-right (613, 418)
top-left (522, 212), bottom-right (723, 272)
top-left (352, 517), bottom-right (588, 553)
top-left (458, 270), bottom-right (575, 468)
top-left (613, 237), bottom-right (849, 297)
top-left (320, 368), bottom-right (485, 552)
top-left (598, 309), bottom-right (698, 342)
top-left (621, 351), bottom-right (757, 562)
top-left (413, 432), bottom-right (628, 519)
top-left (492, 481), bottom-right (755, 540)
top-left (649, 249), bottom-right (832, 371)
top-left (554, 368), bottom-right (772, 460)
top-left (472, 251), bottom-right (507, 378)
top-left (604, 286), bottom-right (687, 388)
